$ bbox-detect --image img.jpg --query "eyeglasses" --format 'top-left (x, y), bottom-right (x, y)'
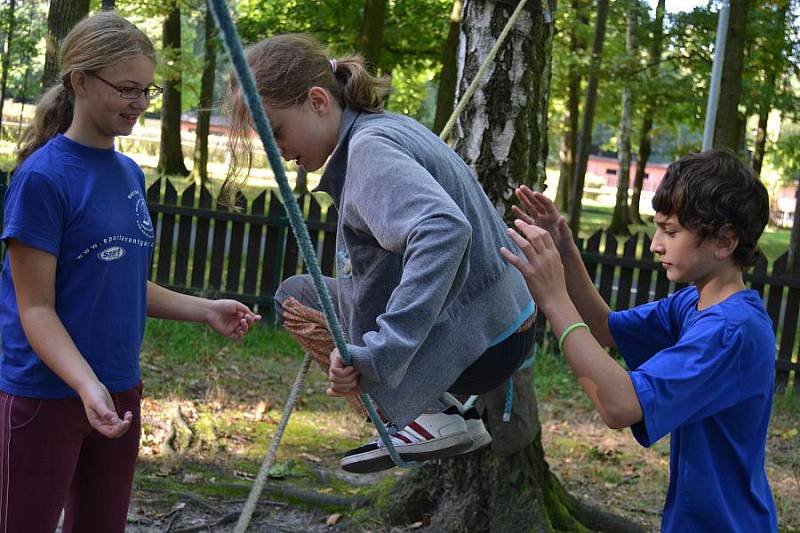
top-left (89, 72), bottom-right (163, 100)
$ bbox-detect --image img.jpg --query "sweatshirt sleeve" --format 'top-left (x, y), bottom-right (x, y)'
top-left (343, 130), bottom-right (472, 388)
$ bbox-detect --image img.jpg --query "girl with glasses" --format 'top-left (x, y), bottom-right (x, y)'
top-left (0, 12), bottom-right (260, 532)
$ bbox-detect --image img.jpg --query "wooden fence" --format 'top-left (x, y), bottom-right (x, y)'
top-left (0, 172), bottom-right (797, 389)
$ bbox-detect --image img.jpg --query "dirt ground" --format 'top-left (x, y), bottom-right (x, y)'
top-left (122, 326), bottom-right (799, 532)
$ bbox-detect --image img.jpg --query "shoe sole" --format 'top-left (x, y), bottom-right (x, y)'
top-left (340, 433), bottom-right (473, 474)
top-left (460, 422), bottom-right (492, 454)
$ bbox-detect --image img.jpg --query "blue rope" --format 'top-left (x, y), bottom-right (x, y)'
top-left (208, 0), bottom-right (415, 470)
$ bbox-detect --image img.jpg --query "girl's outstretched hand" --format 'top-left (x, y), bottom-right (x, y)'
top-left (79, 381), bottom-right (133, 438)
top-left (206, 299), bottom-right (262, 340)
top-left (501, 220), bottom-right (570, 312)
top-left (511, 186), bottom-right (574, 256)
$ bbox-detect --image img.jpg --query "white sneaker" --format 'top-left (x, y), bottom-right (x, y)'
top-left (459, 406), bottom-right (492, 453)
top-left (438, 393), bottom-right (492, 454)
top-left (340, 407), bottom-right (472, 473)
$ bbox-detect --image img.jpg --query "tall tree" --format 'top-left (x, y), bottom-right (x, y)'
top-left (751, 2), bottom-right (788, 176)
top-left (790, 177), bottom-right (800, 272)
top-left (158, 3), bottom-right (189, 176)
top-left (42, 0), bottom-right (90, 90)
top-left (191, 2), bottom-right (218, 186)
top-left (712, 0), bottom-right (749, 152)
top-left (433, 0), bottom-right (463, 134)
top-left (609, 0), bottom-right (637, 236)
top-left (385, 1), bottom-right (641, 529)
top-left (360, 0), bottom-right (387, 73)
top-left (630, 0), bottom-right (665, 225)
top-left (568, 0), bottom-right (610, 235)
top-left (0, 0), bottom-right (17, 135)
top-left (555, 0), bottom-right (588, 213)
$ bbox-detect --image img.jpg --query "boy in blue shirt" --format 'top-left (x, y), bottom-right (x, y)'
top-left (501, 150), bottom-right (778, 532)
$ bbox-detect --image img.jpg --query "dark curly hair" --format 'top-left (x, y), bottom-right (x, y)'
top-left (652, 149), bottom-right (769, 268)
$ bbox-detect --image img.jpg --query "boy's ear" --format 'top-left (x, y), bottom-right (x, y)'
top-left (714, 225), bottom-right (739, 260)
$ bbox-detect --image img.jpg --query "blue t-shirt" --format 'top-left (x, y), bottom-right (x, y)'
top-left (0, 134), bottom-right (154, 398)
top-left (609, 286), bottom-right (777, 532)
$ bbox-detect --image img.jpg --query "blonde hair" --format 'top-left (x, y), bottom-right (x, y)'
top-left (17, 11), bottom-right (155, 165)
top-left (221, 33), bottom-right (391, 205)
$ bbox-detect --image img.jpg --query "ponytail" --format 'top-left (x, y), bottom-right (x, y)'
top-left (17, 81), bottom-right (74, 165)
top-left (332, 56), bottom-right (390, 113)
top-left (222, 34), bottom-right (390, 205)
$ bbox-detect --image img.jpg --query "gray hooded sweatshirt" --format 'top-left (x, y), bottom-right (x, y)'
top-left (317, 107), bottom-right (534, 428)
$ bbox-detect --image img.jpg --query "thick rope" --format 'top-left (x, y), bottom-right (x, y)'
top-left (235, 353), bottom-right (312, 532)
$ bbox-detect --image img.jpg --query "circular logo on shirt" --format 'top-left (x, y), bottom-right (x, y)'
top-left (134, 195), bottom-right (154, 239)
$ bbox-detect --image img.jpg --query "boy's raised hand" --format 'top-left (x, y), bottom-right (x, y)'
top-left (511, 186), bottom-right (574, 255)
top-left (501, 220), bottom-right (570, 313)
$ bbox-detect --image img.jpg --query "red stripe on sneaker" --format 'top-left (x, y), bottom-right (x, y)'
top-left (408, 422), bottom-right (434, 440)
top-left (395, 433), bottom-right (412, 444)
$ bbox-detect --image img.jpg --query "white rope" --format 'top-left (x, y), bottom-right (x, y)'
top-left (234, 352), bottom-right (313, 532)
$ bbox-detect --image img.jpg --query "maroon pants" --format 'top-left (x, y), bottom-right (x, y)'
top-left (0, 384), bottom-right (142, 533)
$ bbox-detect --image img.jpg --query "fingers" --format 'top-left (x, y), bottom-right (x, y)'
top-left (513, 219), bottom-right (556, 250)
top-left (327, 349), bottom-right (359, 397)
top-left (510, 205), bottom-right (535, 225)
top-left (94, 408), bottom-right (133, 439)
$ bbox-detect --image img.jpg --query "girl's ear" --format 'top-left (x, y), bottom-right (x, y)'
top-left (307, 86), bottom-right (331, 114)
top-left (70, 71), bottom-right (89, 98)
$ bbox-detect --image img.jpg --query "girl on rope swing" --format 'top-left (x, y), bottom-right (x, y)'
top-left (223, 33), bottom-right (536, 474)
top-left (0, 12), bottom-right (260, 532)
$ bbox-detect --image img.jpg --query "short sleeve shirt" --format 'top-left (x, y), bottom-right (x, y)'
top-left (0, 134), bottom-right (153, 398)
top-left (609, 287), bottom-right (777, 532)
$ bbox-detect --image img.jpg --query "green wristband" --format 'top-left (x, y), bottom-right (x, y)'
top-left (558, 322), bottom-right (589, 353)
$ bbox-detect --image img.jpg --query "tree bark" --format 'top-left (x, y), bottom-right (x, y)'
top-left (568, 0), bottom-right (609, 235)
top-left (0, 0), bottom-right (17, 134)
top-left (610, 0), bottom-right (637, 236)
top-left (751, 108), bottom-right (770, 176)
top-left (360, 0), bottom-right (387, 73)
top-left (158, 3), bottom-right (189, 177)
top-left (434, 0), bottom-right (464, 135)
top-left (101, 0), bottom-right (116, 9)
top-left (630, 0), bottom-right (664, 225)
top-left (790, 175), bottom-right (800, 274)
top-left (192, 3), bottom-right (218, 186)
top-left (555, 0), bottom-right (587, 213)
top-left (712, 0), bottom-right (749, 153)
top-left (385, 2), bottom-right (643, 529)
top-left (452, 0), bottom-right (552, 211)
top-left (751, 4), bottom-right (787, 176)
top-left (42, 0), bottom-right (90, 91)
